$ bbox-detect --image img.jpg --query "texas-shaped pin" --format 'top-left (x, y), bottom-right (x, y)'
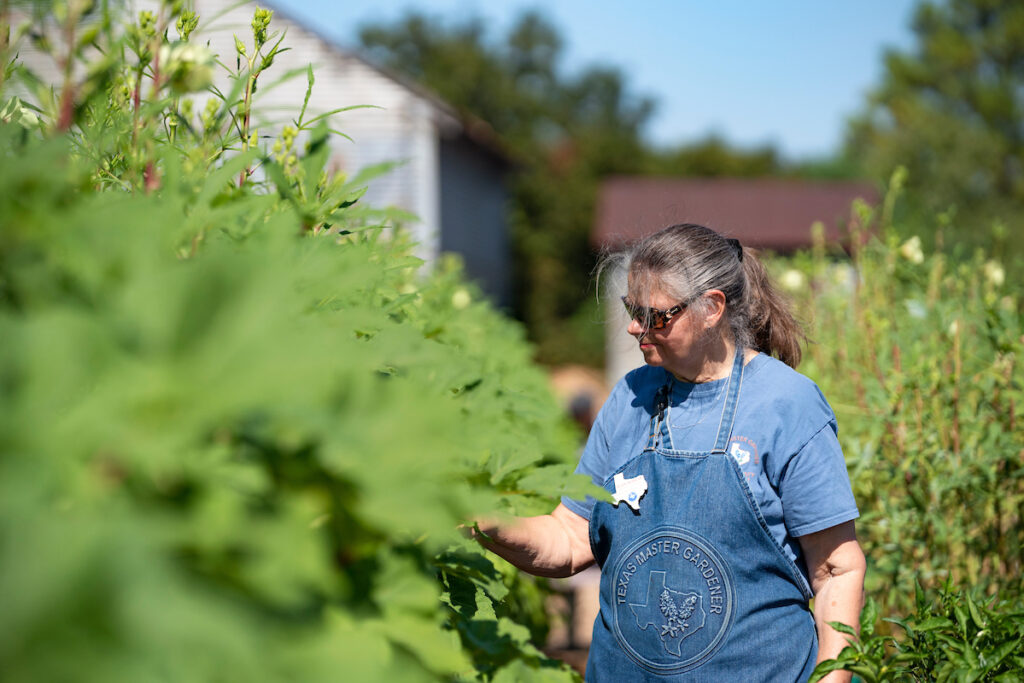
top-left (612, 472), bottom-right (648, 511)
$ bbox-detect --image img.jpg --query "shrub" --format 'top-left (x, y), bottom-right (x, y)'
top-left (779, 171), bottom-right (1024, 679)
top-left (785, 172), bottom-right (1024, 613)
top-left (0, 4), bottom-right (589, 681)
top-left (811, 582), bottom-right (1024, 681)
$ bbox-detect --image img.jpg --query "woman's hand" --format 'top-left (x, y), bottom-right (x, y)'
top-left (799, 520), bottom-right (866, 683)
top-left (473, 503), bottom-right (594, 578)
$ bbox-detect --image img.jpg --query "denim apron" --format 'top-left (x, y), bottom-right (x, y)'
top-left (587, 348), bottom-right (818, 681)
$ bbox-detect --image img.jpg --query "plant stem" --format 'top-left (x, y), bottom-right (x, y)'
top-left (0, 0), bottom-right (10, 91)
top-left (239, 61), bottom-right (258, 187)
top-left (56, 8), bottom-right (76, 131)
top-left (951, 320), bottom-right (961, 455)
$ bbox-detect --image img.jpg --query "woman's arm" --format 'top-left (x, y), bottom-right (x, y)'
top-left (799, 520), bottom-right (866, 683)
top-left (474, 503), bottom-right (595, 578)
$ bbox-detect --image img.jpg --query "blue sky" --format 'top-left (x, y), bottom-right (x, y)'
top-left (272, 0), bottom-right (920, 160)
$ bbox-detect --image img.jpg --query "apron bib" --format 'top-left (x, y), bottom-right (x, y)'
top-left (587, 348), bottom-right (818, 681)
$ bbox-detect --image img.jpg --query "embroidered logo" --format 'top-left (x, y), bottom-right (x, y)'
top-left (728, 436), bottom-right (759, 480)
top-left (611, 528), bottom-right (734, 674)
top-left (729, 442), bottom-right (751, 466)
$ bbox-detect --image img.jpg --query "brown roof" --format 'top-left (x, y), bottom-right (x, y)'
top-left (594, 177), bottom-right (879, 252)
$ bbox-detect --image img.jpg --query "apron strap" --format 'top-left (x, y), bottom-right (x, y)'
top-left (711, 346), bottom-right (746, 454)
top-left (646, 346), bottom-right (747, 453)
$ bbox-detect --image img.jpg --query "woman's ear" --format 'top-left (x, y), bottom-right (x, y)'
top-left (702, 289), bottom-right (727, 329)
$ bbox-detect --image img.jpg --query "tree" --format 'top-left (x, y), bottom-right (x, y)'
top-left (846, 0), bottom-right (1024, 252)
top-left (359, 11), bottom-right (797, 366)
top-left (646, 135), bottom-right (782, 178)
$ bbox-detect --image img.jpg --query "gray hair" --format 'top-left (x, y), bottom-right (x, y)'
top-left (600, 223), bottom-right (805, 367)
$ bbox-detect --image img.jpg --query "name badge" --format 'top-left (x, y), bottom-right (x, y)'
top-left (612, 472), bottom-right (648, 511)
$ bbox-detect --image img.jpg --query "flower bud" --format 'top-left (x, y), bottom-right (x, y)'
top-left (983, 260), bottom-right (1005, 288)
top-left (158, 42), bottom-right (216, 94)
top-left (898, 236), bottom-right (924, 264)
top-left (451, 288), bottom-right (471, 310)
top-left (176, 10), bottom-right (199, 41)
top-left (779, 269), bottom-right (806, 292)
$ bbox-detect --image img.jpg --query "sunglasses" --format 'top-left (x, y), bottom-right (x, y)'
top-left (620, 296), bottom-right (690, 330)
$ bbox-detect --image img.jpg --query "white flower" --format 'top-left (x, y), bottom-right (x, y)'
top-left (984, 260), bottom-right (1005, 287)
top-left (899, 236), bottom-right (924, 264)
top-left (948, 319), bottom-right (960, 336)
top-left (779, 269), bottom-right (807, 292)
top-left (829, 263), bottom-right (857, 291)
top-left (451, 288), bottom-right (471, 310)
top-left (906, 299), bottom-right (926, 319)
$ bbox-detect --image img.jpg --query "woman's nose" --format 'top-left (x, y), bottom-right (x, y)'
top-left (627, 317), bottom-right (646, 336)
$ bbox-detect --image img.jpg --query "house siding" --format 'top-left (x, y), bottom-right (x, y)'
top-left (190, 0), bottom-right (449, 261)
top-left (439, 134), bottom-right (511, 308)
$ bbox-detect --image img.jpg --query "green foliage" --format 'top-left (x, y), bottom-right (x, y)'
top-left (764, 172), bottom-right (1023, 681)
top-left (786, 174), bottom-right (1023, 613)
top-left (811, 583), bottom-right (1024, 681)
top-left (845, 0), bottom-right (1024, 255)
top-left (1, 4), bottom-right (593, 681)
top-left (765, 167), bottom-right (1024, 679)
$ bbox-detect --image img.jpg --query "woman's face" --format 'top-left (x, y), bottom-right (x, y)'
top-left (625, 286), bottom-right (706, 381)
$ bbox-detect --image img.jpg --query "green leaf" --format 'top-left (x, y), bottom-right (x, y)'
top-left (983, 638), bottom-right (1022, 674)
top-left (827, 620), bottom-right (859, 637)
top-left (0, 96), bottom-right (41, 128)
top-left (915, 616), bottom-right (955, 632)
top-left (847, 664), bottom-right (878, 682)
top-left (493, 659), bottom-right (577, 682)
top-left (808, 663), bottom-right (842, 683)
top-left (297, 63), bottom-right (314, 126)
top-left (300, 104), bottom-right (382, 130)
top-left (963, 642), bottom-right (980, 669)
top-left (861, 596), bottom-right (879, 638)
top-left (966, 593), bottom-right (986, 631)
top-left (193, 149), bottom-right (261, 205)
top-left (955, 605), bottom-right (971, 635)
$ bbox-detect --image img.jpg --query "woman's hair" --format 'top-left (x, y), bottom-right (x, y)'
top-left (604, 223), bottom-right (806, 367)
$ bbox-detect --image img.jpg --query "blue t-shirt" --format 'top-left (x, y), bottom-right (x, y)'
top-left (562, 353), bottom-right (859, 578)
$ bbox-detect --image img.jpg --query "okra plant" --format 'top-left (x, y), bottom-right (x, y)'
top-left (0, 2), bottom-right (590, 681)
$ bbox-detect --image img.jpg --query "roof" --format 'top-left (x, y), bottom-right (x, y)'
top-left (593, 177), bottom-right (879, 252)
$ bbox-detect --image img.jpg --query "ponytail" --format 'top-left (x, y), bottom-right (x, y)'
top-left (740, 247), bottom-right (806, 367)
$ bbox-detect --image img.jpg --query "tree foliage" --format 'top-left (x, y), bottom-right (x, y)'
top-left (846, 0), bottom-right (1024, 253)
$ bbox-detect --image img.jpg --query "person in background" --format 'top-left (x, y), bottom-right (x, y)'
top-left (475, 223), bottom-right (865, 681)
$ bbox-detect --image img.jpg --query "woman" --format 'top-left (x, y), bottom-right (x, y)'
top-left (477, 224), bottom-right (865, 681)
